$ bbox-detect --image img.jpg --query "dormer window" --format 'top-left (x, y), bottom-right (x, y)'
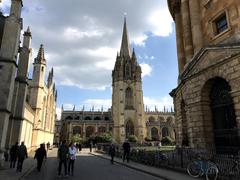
top-left (215, 13), bottom-right (228, 35)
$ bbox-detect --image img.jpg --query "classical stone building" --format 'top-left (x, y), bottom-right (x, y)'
top-left (61, 19), bottom-right (175, 143)
top-left (0, 0), bottom-right (57, 165)
top-left (168, 0), bottom-right (240, 152)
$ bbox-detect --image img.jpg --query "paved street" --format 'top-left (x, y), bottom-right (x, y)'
top-left (22, 149), bottom-right (164, 180)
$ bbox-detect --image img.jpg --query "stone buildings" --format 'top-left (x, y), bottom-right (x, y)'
top-left (168, 0), bottom-right (240, 152)
top-left (61, 18), bottom-right (175, 143)
top-left (0, 0), bottom-right (56, 165)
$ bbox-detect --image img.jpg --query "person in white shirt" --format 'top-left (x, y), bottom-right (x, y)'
top-left (68, 143), bottom-right (77, 176)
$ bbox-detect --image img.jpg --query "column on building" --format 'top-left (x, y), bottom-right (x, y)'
top-left (189, 0), bottom-right (203, 54)
top-left (0, 0), bottom-right (23, 165)
top-left (83, 123), bottom-right (86, 140)
top-left (8, 27), bottom-right (32, 147)
top-left (173, 1), bottom-right (185, 74)
top-left (181, 0), bottom-right (193, 62)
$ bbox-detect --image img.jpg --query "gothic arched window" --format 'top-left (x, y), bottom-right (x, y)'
top-left (162, 127), bottom-right (169, 138)
top-left (125, 120), bottom-right (134, 138)
top-left (151, 127), bottom-right (159, 141)
top-left (125, 87), bottom-right (133, 109)
top-left (73, 126), bottom-right (82, 135)
top-left (125, 63), bottom-right (131, 79)
top-left (98, 126), bottom-right (106, 134)
top-left (86, 126), bottom-right (94, 137)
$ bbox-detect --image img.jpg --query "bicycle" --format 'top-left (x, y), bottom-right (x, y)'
top-left (229, 158), bottom-right (240, 178)
top-left (187, 157), bottom-right (219, 180)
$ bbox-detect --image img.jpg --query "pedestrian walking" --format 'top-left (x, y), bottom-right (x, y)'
top-left (46, 142), bottom-right (50, 151)
top-left (16, 141), bottom-right (28, 172)
top-left (34, 144), bottom-right (47, 172)
top-left (68, 143), bottom-right (77, 176)
top-left (78, 143), bottom-right (82, 152)
top-left (58, 140), bottom-right (69, 177)
top-left (122, 139), bottom-right (131, 163)
top-left (108, 143), bottom-right (116, 164)
top-left (10, 142), bottom-right (19, 168)
top-left (89, 141), bottom-right (93, 152)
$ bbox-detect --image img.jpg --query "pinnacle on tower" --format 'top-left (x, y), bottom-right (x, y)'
top-left (34, 44), bottom-right (46, 64)
top-left (24, 26), bottom-right (32, 37)
top-left (132, 48), bottom-right (137, 62)
top-left (120, 17), bottom-right (131, 58)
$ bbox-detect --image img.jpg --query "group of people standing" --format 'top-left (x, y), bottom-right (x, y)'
top-left (108, 139), bottom-right (131, 164)
top-left (9, 141), bottom-right (50, 173)
top-left (9, 141), bottom-right (28, 172)
top-left (57, 140), bottom-right (78, 177)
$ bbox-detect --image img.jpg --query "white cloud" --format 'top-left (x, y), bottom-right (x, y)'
top-left (63, 103), bottom-right (74, 110)
top-left (2, 0), bottom-right (173, 90)
top-left (140, 63), bottom-right (152, 77)
top-left (144, 96), bottom-right (173, 112)
top-left (148, 8), bottom-right (173, 37)
top-left (82, 99), bottom-right (112, 111)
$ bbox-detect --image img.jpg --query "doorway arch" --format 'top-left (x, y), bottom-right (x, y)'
top-left (201, 77), bottom-right (239, 153)
top-left (125, 120), bottom-right (134, 138)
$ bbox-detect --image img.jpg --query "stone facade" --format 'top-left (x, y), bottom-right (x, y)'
top-left (0, 0), bottom-right (57, 166)
top-left (61, 19), bottom-right (175, 144)
top-left (61, 108), bottom-right (175, 143)
top-left (53, 120), bottom-right (62, 145)
top-left (168, 0), bottom-right (240, 152)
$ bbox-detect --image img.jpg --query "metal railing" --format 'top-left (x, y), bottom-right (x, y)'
top-left (96, 143), bottom-right (240, 179)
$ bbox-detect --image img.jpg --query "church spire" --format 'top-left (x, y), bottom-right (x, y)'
top-left (120, 17), bottom-right (131, 58)
top-left (34, 44), bottom-right (46, 64)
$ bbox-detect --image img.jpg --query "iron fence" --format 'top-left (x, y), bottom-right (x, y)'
top-left (96, 143), bottom-right (240, 180)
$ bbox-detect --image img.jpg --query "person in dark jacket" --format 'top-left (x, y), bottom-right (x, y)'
top-left (16, 141), bottom-right (28, 172)
top-left (122, 139), bottom-right (131, 163)
top-left (78, 143), bottom-right (82, 152)
top-left (89, 141), bottom-right (93, 152)
top-left (46, 142), bottom-right (50, 151)
top-left (34, 144), bottom-right (47, 171)
top-left (10, 142), bottom-right (19, 168)
top-left (58, 140), bottom-right (69, 177)
top-left (108, 143), bottom-right (116, 164)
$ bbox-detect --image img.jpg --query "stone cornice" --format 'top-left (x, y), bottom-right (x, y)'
top-left (0, 57), bottom-right (18, 67)
top-left (168, 0), bottom-right (181, 20)
top-left (171, 44), bottom-right (240, 96)
top-left (181, 45), bottom-right (240, 80)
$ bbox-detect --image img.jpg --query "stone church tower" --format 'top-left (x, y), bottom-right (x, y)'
top-left (112, 18), bottom-right (146, 143)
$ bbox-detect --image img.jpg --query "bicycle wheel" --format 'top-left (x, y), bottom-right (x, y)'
top-left (206, 166), bottom-right (218, 180)
top-left (187, 161), bottom-right (201, 177)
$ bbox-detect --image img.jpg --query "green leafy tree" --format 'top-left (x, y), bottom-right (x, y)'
top-left (71, 134), bottom-right (82, 143)
top-left (161, 136), bottom-right (174, 146)
top-left (128, 135), bottom-right (138, 143)
top-left (144, 137), bottom-right (152, 142)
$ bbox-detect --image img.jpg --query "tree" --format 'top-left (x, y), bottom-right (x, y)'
top-left (161, 136), bottom-right (174, 146)
top-left (128, 135), bottom-right (138, 143)
top-left (71, 134), bottom-right (82, 143)
top-left (144, 137), bottom-right (152, 142)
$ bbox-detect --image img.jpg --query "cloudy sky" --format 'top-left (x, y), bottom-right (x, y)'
top-left (1, 0), bottom-right (178, 118)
